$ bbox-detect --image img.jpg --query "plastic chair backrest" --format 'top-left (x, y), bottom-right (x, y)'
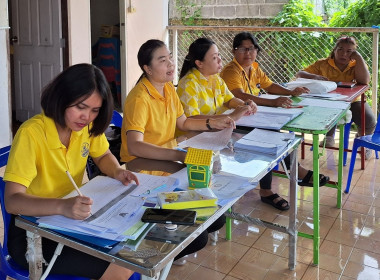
top-left (111, 110), bottom-right (122, 128)
top-left (0, 146), bottom-right (90, 280)
top-left (372, 113), bottom-right (380, 141)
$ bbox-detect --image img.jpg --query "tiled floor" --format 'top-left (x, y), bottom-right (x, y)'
top-left (167, 135), bottom-right (380, 280)
top-left (1, 133), bottom-right (380, 279)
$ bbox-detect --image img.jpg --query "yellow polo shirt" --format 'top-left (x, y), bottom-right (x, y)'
top-left (220, 58), bottom-right (273, 96)
top-left (177, 68), bottom-right (234, 116)
top-left (4, 113), bottom-right (109, 198)
top-left (304, 57), bottom-right (361, 101)
top-left (121, 77), bottom-right (184, 163)
top-left (303, 57), bottom-right (357, 83)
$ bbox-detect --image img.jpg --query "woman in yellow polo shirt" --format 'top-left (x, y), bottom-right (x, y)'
top-left (220, 32), bottom-right (309, 108)
top-left (177, 37), bottom-right (329, 211)
top-left (121, 39), bottom-right (235, 266)
top-left (4, 64), bottom-right (138, 279)
top-left (217, 33), bottom-right (329, 209)
top-left (296, 36), bottom-right (376, 154)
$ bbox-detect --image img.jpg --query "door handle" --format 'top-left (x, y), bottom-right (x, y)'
top-left (11, 36), bottom-right (18, 43)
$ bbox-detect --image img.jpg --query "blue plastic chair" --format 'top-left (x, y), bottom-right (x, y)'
top-left (110, 110), bottom-right (123, 127)
top-left (345, 116), bottom-right (380, 193)
top-left (0, 146), bottom-right (89, 279)
top-left (0, 146), bottom-right (140, 280)
top-left (86, 110), bottom-right (123, 179)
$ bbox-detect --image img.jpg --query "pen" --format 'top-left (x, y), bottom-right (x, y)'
top-left (143, 184), bottom-right (167, 195)
top-left (65, 170), bottom-right (83, 196)
top-left (176, 147), bottom-right (187, 153)
top-left (286, 105), bottom-right (304, 109)
top-left (66, 170), bottom-right (93, 216)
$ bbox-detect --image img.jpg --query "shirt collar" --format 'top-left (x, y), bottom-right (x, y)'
top-left (191, 68), bottom-right (209, 86)
top-left (43, 113), bottom-right (84, 150)
top-left (141, 76), bottom-right (166, 100)
top-left (328, 57), bottom-right (356, 72)
top-left (232, 58), bottom-right (259, 76)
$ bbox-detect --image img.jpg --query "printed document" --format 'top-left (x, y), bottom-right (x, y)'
top-left (235, 106), bottom-right (303, 130)
top-left (234, 128), bottom-right (295, 155)
top-left (177, 127), bottom-right (233, 150)
top-left (37, 174), bottom-right (177, 241)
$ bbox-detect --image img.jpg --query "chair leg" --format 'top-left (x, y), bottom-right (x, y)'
top-left (345, 142), bottom-right (360, 194)
top-left (343, 121), bottom-right (352, 166)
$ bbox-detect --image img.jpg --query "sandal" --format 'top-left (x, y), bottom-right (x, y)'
top-left (261, 193), bottom-right (290, 211)
top-left (298, 170), bottom-right (329, 187)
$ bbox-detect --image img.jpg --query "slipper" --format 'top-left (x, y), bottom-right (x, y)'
top-left (298, 170), bottom-right (329, 187)
top-left (261, 193), bottom-right (290, 211)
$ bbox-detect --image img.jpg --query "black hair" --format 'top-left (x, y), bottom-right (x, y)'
top-left (136, 39), bottom-right (167, 83)
top-left (330, 36), bottom-right (358, 59)
top-left (232, 32), bottom-right (261, 52)
top-left (179, 37), bottom-right (215, 79)
top-left (40, 63), bottom-right (113, 136)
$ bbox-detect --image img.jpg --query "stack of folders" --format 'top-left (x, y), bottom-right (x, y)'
top-left (234, 128), bottom-right (295, 155)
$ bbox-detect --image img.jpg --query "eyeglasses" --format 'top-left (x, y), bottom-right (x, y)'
top-left (234, 47), bottom-right (257, 54)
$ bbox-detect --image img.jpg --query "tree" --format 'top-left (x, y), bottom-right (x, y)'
top-left (329, 0), bottom-right (380, 27)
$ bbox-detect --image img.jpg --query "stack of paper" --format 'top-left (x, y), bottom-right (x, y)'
top-left (235, 106), bottom-right (303, 130)
top-left (234, 128), bottom-right (295, 155)
top-left (287, 78), bottom-right (337, 94)
top-left (37, 174), bottom-right (178, 246)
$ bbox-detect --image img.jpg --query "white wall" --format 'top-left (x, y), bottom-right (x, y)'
top-left (68, 0), bottom-right (92, 64)
top-left (123, 0), bottom-right (169, 106)
top-left (0, 0), bottom-right (12, 147)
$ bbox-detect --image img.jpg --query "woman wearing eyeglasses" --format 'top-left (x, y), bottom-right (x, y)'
top-left (296, 36), bottom-right (376, 154)
top-left (220, 32), bottom-right (329, 210)
top-left (220, 32), bottom-right (309, 108)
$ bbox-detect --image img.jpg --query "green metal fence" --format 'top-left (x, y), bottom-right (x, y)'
top-left (167, 26), bottom-right (379, 112)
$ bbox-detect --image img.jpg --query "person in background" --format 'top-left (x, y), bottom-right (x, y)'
top-left (220, 32), bottom-right (309, 108)
top-left (177, 37), bottom-right (329, 211)
top-left (176, 37), bottom-right (257, 122)
top-left (120, 39), bottom-right (234, 266)
top-left (296, 35), bottom-right (376, 157)
top-left (4, 63), bottom-right (139, 279)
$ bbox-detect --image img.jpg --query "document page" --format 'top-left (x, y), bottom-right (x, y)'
top-left (177, 127), bottom-right (233, 150)
top-left (37, 174), bottom-right (178, 241)
top-left (235, 106), bottom-right (303, 129)
top-left (234, 128), bottom-right (295, 155)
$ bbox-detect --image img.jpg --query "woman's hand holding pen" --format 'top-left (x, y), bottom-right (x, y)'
top-left (63, 196), bottom-right (93, 220)
top-left (273, 96), bottom-right (293, 108)
top-left (290, 87), bottom-right (310, 96)
top-left (229, 104), bottom-right (254, 121)
top-left (209, 116), bottom-right (236, 130)
top-left (243, 99), bottom-right (257, 114)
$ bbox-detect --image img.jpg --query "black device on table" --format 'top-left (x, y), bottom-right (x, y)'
top-left (141, 208), bottom-right (197, 225)
top-left (337, 82), bottom-right (355, 88)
